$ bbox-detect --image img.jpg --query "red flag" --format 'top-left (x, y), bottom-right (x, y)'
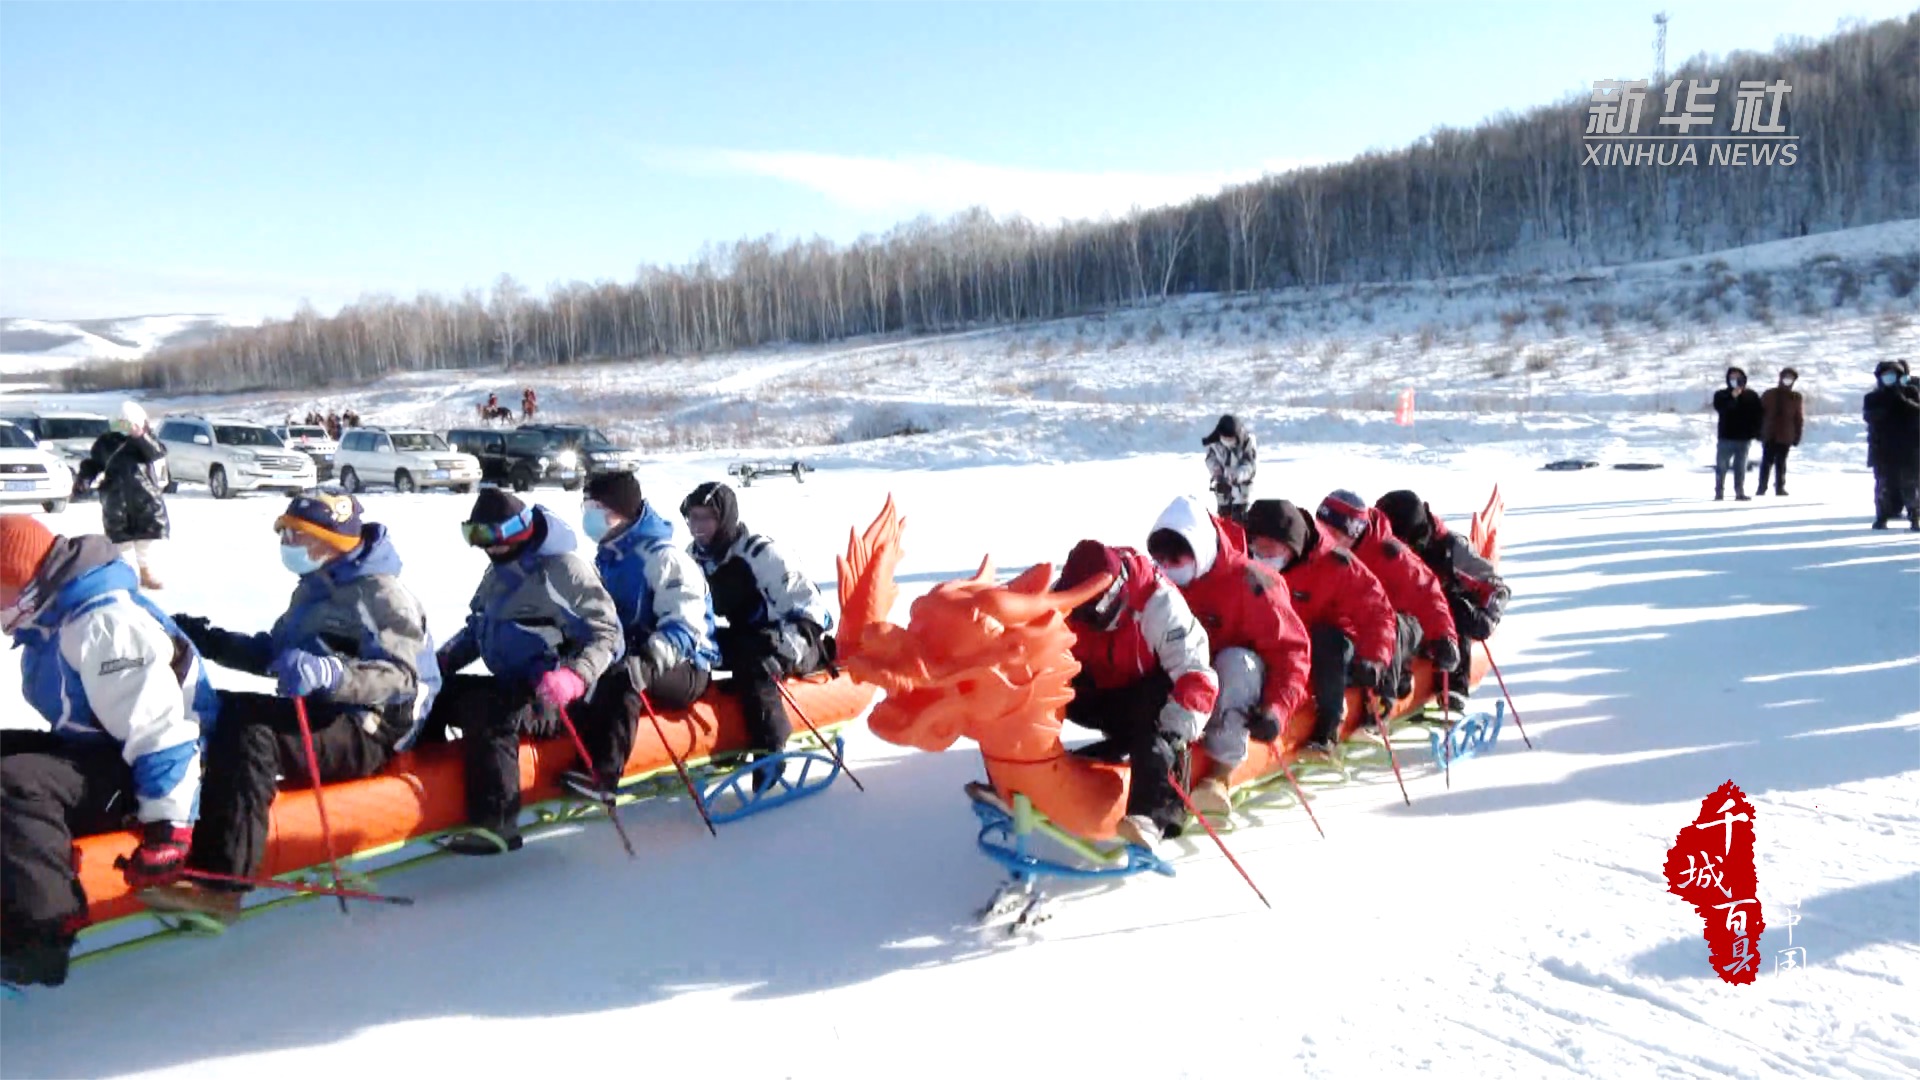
top-left (1394, 388), bottom-right (1415, 426)
top-left (1663, 781), bottom-right (1766, 985)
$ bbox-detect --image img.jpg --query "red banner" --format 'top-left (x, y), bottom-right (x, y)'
top-left (1663, 781), bottom-right (1765, 984)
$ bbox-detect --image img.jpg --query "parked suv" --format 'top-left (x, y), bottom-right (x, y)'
top-left (269, 424), bottom-right (339, 481)
top-left (446, 427), bottom-right (578, 491)
top-left (1, 410), bottom-right (112, 497)
top-left (157, 415), bottom-right (315, 498)
top-left (0, 420), bottom-right (76, 513)
top-left (516, 424), bottom-right (642, 484)
top-left (335, 427), bottom-right (482, 494)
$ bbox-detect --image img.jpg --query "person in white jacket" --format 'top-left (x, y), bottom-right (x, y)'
top-left (0, 517), bottom-right (217, 988)
top-left (1202, 415), bottom-right (1257, 525)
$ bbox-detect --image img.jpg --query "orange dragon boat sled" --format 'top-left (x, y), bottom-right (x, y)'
top-left (838, 489), bottom-right (1515, 933)
top-left (68, 513), bottom-right (898, 965)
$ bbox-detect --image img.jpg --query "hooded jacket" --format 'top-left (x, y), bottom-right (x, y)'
top-left (686, 483), bottom-right (835, 658)
top-left (1254, 504), bottom-right (1397, 669)
top-left (11, 535), bottom-right (218, 824)
top-left (194, 523), bottom-right (441, 750)
top-left (1349, 507), bottom-right (1456, 646)
top-left (596, 502), bottom-right (721, 671)
top-left (1863, 360), bottom-right (1920, 469)
top-left (1201, 416), bottom-right (1257, 506)
top-left (1148, 496), bottom-right (1310, 718)
top-left (1374, 493), bottom-right (1510, 639)
top-left (1712, 367), bottom-right (1764, 441)
top-left (79, 430), bottom-right (170, 543)
top-left (1066, 546), bottom-right (1218, 725)
top-left (1759, 370), bottom-right (1805, 447)
top-left (440, 507), bottom-right (623, 687)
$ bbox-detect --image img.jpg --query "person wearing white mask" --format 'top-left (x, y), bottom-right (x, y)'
top-left (1711, 367), bottom-right (1764, 501)
top-left (562, 471), bottom-right (717, 801)
top-left (150, 492), bottom-right (439, 922)
top-left (1145, 494), bottom-right (1311, 814)
top-left (76, 400), bottom-right (170, 589)
top-left (1201, 415), bottom-right (1257, 525)
top-left (1757, 368), bottom-right (1805, 497)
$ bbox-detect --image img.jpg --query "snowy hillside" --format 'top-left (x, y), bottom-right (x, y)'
top-left (0, 440), bottom-right (1914, 1079)
top-left (0, 314), bottom-right (245, 373)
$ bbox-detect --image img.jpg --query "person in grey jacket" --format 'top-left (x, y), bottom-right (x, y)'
top-left (427, 488), bottom-right (622, 854)
top-left (148, 492), bottom-right (439, 921)
top-left (1202, 415), bottom-right (1257, 524)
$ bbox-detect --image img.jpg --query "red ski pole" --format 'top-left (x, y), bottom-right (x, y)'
top-left (292, 697), bottom-right (349, 915)
top-left (1269, 749), bottom-right (1326, 840)
top-left (1366, 689), bottom-right (1411, 807)
top-left (553, 705), bottom-right (637, 857)
top-left (1480, 642), bottom-right (1533, 748)
top-left (637, 690), bottom-right (718, 838)
top-left (1165, 768), bottom-right (1271, 909)
top-left (775, 681), bottom-right (864, 792)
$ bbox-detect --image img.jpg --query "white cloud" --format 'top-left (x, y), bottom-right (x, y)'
top-left (645, 146), bottom-right (1320, 225)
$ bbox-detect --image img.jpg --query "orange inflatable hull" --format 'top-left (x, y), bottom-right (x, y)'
top-left (75, 675), bottom-right (876, 925)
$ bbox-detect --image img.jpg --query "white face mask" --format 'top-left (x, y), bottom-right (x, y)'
top-left (1160, 561), bottom-right (1196, 587)
top-left (1254, 553), bottom-right (1291, 572)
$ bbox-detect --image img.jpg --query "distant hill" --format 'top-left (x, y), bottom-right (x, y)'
top-left (0, 313), bottom-right (248, 373)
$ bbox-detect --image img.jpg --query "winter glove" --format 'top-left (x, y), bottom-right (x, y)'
top-left (121, 821), bottom-right (193, 889)
top-left (625, 634), bottom-right (677, 691)
top-left (1422, 636), bottom-right (1462, 673)
top-left (271, 649), bottom-right (344, 699)
top-left (172, 614), bottom-right (215, 651)
top-left (1156, 699), bottom-right (1206, 744)
top-left (1246, 705), bottom-right (1283, 744)
top-left (434, 646), bottom-right (463, 678)
top-left (535, 667), bottom-right (588, 710)
top-left (1348, 659), bottom-right (1389, 693)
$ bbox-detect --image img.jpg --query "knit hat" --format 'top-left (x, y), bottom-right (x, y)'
top-left (1244, 499), bottom-right (1309, 556)
top-left (468, 487), bottom-right (527, 527)
top-left (1316, 489), bottom-right (1369, 541)
top-left (274, 491), bottom-right (365, 553)
top-left (584, 470), bottom-right (643, 520)
top-left (0, 516), bottom-right (58, 591)
top-left (1374, 490), bottom-right (1432, 546)
top-left (114, 400), bottom-right (148, 434)
top-left (1055, 539), bottom-right (1123, 592)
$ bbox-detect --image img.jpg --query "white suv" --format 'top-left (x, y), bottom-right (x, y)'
top-left (335, 428), bottom-right (481, 494)
top-left (0, 420), bottom-right (76, 513)
top-left (157, 415), bottom-right (316, 499)
top-left (270, 424), bottom-right (340, 481)
top-left (0, 411), bottom-right (111, 496)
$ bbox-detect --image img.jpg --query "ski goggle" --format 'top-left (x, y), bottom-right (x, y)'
top-left (461, 507), bottom-right (534, 548)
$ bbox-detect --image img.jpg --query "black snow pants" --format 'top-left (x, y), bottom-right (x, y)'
top-left (1757, 442), bottom-right (1792, 494)
top-left (425, 673), bottom-right (559, 844)
top-left (715, 623), bottom-right (833, 755)
top-left (189, 691), bottom-right (401, 889)
top-left (1873, 464), bottom-right (1920, 524)
top-left (568, 658), bottom-right (710, 788)
top-left (1309, 625), bottom-right (1356, 744)
top-left (1064, 671), bottom-right (1182, 833)
top-left (1390, 612), bottom-right (1425, 699)
top-left (1, 732), bottom-right (133, 986)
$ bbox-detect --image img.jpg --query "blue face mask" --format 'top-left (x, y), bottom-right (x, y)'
top-left (280, 543), bottom-right (329, 576)
top-left (582, 505), bottom-right (613, 542)
top-left (1882, 372), bottom-right (1901, 387)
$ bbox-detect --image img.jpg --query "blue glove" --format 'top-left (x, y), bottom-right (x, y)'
top-left (272, 649), bottom-right (344, 699)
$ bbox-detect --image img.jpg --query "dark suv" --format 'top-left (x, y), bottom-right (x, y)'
top-left (515, 424), bottom-right (644, 482)
top-left (446, 427), bottom-right (579, 491)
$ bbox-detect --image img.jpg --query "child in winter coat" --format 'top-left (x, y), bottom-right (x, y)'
top-left (1201, 415), bottom-right (1257, 524)
top-left (1757, 368), bottom-right (1804, 496)
top-left (563, 471), bottom-right (719, 800)
top-left (0, 517), bottom-right (217, 987)
top-left (1053, 540), bottom-right (1218, 849)
top-left (427, 489), bottom-right (622, 854)
top-left (149, 493), bottom-right (440, 921)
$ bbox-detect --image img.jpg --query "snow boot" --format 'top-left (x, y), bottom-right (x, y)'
top-left (1115, 815), bottom-right (1163, 855)
top-left (138, 566), bottom-right (164, 590)
top-left (1190, 764), bottom-right (1234, 817)
top-left (139, 881), bottom-right (243, 926)
top-left (1872, 518), bottom-right (1890, 530)
top-left (0, 930), bottom-right (74, 988)
top-left (561, 769), bottom-right (618, 804)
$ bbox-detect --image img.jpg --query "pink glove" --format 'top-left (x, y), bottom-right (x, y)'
top-left (535, 667), bottom-right (587, 709)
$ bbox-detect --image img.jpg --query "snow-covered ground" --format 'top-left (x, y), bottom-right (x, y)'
top-left (1, 432), bottom-right (1915, 1078)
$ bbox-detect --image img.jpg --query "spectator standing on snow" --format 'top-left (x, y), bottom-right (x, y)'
top-left (77, 401), bottom-right (171, 590)
top-left (1757, 368), bottom-right (1804, 497)
top-left (1711, 367), bottom-right (1763, 501)
top-left (1863, 360), bottom-right (1920, 530)
top-left (1201, 415), bottom-right (1256, 525)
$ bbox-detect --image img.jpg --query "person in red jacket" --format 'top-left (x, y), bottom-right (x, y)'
top-left (1242, 499), bottom-right (1397, 750)
top-left (1146, 495), bottom-right (1311, 814)
top-left (1375, 490), bottom-right (1511, 706)
top-left (1053, 540), bottom-right (1218, 850)
top-left (1316, 489), bottom-right (1460, 699)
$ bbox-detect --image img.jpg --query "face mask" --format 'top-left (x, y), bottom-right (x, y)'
top-left (1782, 377), bottom-right (1795, 388)
top-left (1254, 553), bottom-right (1292, 573)
top-left (582, 505), bottom-right (613, 542)
top-left (1160, 561), bottom-right (1196, 587)
top-left (1882, 372), bottom-right (1900, 387)
top-left (279, 543), bottom-right (328, 576)
top-left (1729, 376), bottom-right (1745, 389)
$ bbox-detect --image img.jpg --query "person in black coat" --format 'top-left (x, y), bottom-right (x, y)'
top-left (76, 401), bottom-right (170, 589)
top-left (1711, 366), bottom-right (1764, 501)
top-left (1863, 359), bottom-right (1920, 530)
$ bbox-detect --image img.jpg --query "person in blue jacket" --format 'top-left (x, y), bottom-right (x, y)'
top-left (562, 471), bottom-right (718, 801)
top-left (0, 516), bottom-right (217, 988)
top-left (426, 488), bottom-right (622, 855)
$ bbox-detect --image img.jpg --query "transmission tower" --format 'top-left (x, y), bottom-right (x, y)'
top-left (1653, 12), bottom-right (1669, 86)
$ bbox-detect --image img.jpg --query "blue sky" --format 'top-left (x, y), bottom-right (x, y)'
top-left (0, 1), bottom-right (1909, 319)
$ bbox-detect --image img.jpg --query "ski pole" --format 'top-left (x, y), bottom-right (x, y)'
top-left (293, 697), bottom-right (349, 915)
top-left (1264, 743), bottom-right (1326, 840)
top-left (637, 690), bottom-right (718, 838)
top-left (1165, 767), bottom-right (1271, 910)
top-left (775, 680), bottom-right (864, 792)
top-left (553, 704), bottom-right (637, 858)
top-left (113, 862), bottom-right (414, 906)
top-left (1480, 642), bottom-right (1533, 748)
top-left (1365, 688), bottom-right (1411, 806)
